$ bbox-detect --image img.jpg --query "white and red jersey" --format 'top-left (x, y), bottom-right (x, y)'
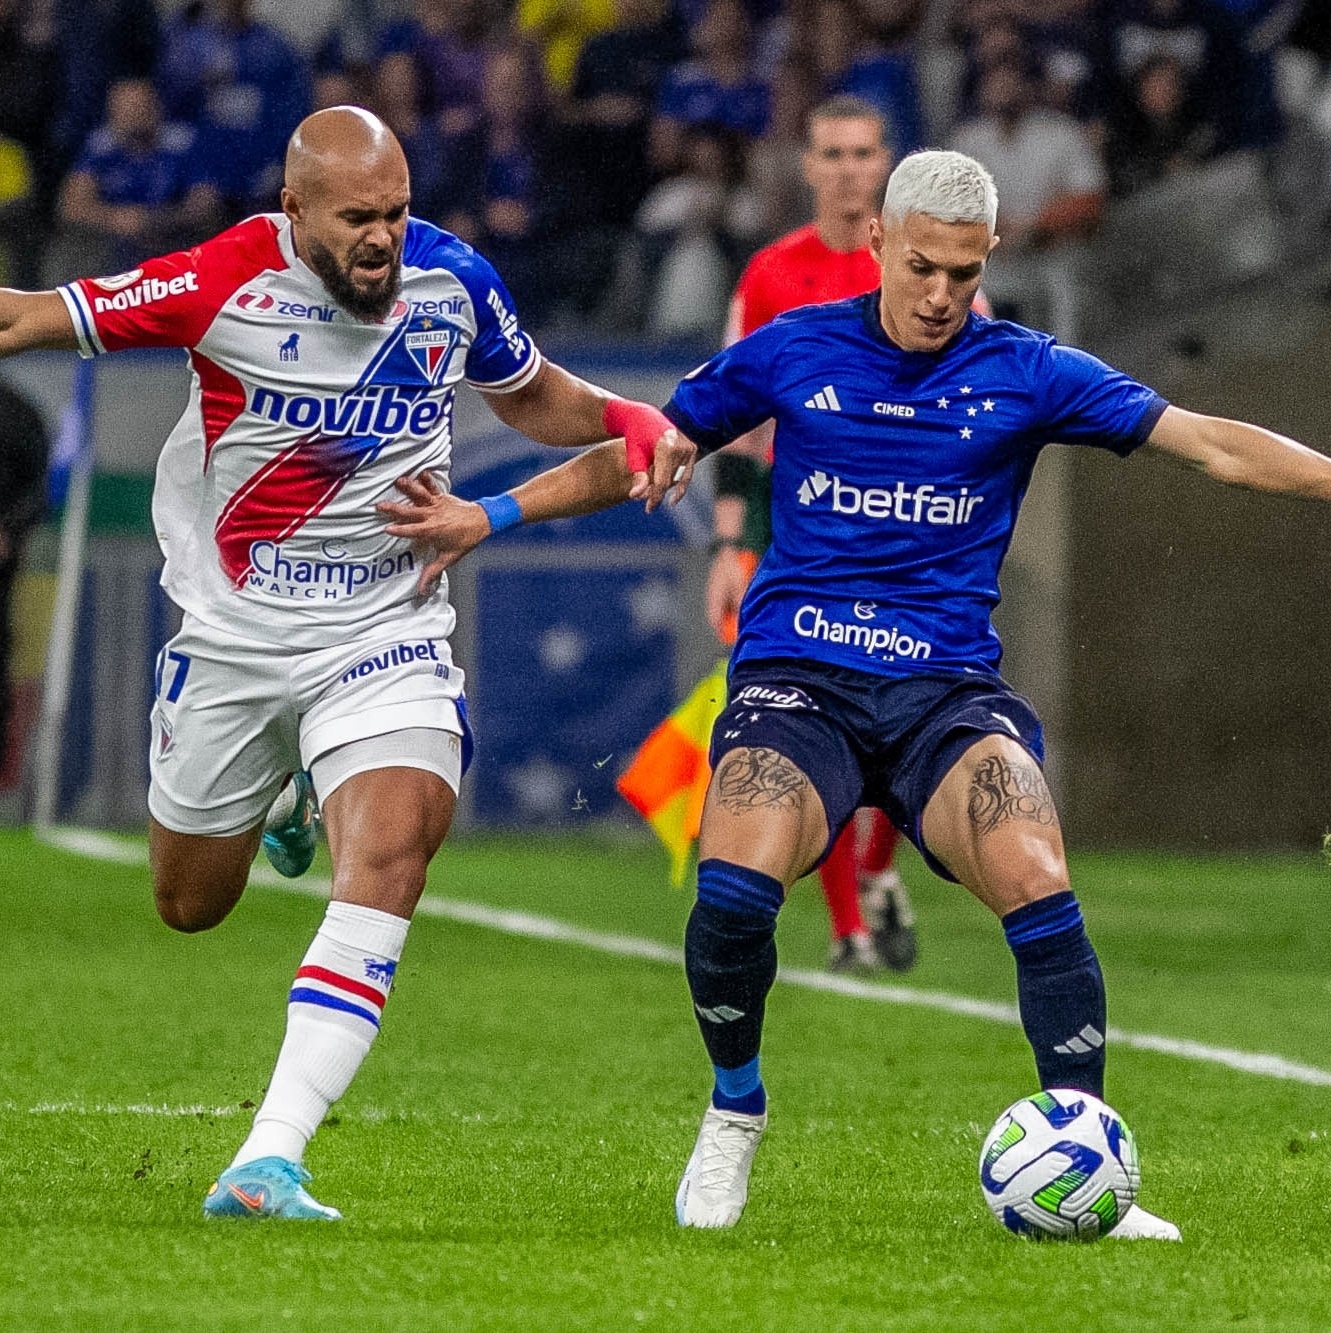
top-left (59, 214), bottom-right (542, 650)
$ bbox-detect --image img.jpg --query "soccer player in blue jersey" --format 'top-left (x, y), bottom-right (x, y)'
top-left (388, 148), bottom-right (1331, 1241)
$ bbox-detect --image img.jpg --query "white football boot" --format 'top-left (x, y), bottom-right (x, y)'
top-left (675, 1104), bottom-right (767, 1228)
top-left (1110, 1203), bottom-right (1182, 1240)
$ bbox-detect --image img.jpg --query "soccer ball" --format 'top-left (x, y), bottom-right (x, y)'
top-left (979, 1088), bottom-right (1140, 1240)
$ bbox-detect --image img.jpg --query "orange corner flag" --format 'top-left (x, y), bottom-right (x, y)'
top-left (616, 662), bottom-right (729, 885)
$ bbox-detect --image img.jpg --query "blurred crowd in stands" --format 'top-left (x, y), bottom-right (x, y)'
top-left (2, 0), bottom-right (1330, 342)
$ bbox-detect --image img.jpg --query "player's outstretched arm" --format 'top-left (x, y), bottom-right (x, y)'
top-left (480, 359), bottom-right (697, 512)
top-left (379, 441), bottom-right (638, 594)
top-left (0, 290), bottom-right (79, 358)
top-left (1146, 405), bottom-right (1331, 501)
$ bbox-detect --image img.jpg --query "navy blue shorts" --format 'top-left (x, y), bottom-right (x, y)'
top-left (709, 658), bottom-right (1045, 881)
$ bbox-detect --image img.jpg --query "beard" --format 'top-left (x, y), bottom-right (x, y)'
top-left (306, 236), bottom-right (402, 322)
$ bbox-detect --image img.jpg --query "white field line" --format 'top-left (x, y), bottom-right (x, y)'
top-left (36, 825), bottom-right (1331, 1092)
top-left (1, 1101), bottom-right (469, 1122)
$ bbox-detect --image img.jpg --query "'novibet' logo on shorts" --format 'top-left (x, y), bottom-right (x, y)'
top-left (341, 641), bottom-right (443, 684)
top-left (797, 470), bottom-right (983, 525)
top-left (794, 604), bottom-right (932, 661)
top-left (247, 542), bottom-right (414, 599)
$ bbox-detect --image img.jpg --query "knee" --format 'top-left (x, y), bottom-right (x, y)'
top-left (152, 874), bottom-right (240, 933)
top-left (994, 865), bottom-right (1072, 916)
top-left (148, 820), bottom-right (254, 932)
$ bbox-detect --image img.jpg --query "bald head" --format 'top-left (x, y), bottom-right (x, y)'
top-left (281, 108), bottom-right (411, 322)
top-left (285, 106), bottom-right (407, 199)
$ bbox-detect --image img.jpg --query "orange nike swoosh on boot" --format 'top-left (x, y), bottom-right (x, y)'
top-left (227, 1184), bottom-right (266, 1211)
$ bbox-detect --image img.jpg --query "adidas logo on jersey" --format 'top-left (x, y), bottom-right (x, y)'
top-left (804, 385), bottom-right (842, 411)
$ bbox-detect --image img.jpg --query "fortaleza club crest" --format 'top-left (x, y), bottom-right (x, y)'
top-left (404, 318), bottom-right (461, 384)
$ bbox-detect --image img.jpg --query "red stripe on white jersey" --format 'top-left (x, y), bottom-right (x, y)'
top-left (213, 435), bottom-right (367, 585)
top-left (190, 350), bottom-right (247, 466)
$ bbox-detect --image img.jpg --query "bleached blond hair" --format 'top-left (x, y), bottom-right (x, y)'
top-left (882, 150), bottom-right (998, 229)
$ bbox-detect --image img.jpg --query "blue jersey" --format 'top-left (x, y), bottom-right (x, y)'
top-left (664, 294), bottom-right (1168, 677)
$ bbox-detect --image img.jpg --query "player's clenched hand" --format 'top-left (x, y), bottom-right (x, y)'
top-left (377, 472), bottom-right (490, 595)
top-left (603, 398), bottom-right (697, 513)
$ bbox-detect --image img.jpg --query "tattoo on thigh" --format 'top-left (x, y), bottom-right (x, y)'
top-left (966, 754), bottom-right (1055, 835)
top-left (715, 748), bottom-right (807, 812)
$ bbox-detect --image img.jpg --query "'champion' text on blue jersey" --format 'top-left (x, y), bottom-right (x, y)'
top-left (664, 294), bottom-right (1168, 677)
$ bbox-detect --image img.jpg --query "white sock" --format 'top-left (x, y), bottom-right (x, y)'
top-left (230, 900), bottom-right (409, 1169)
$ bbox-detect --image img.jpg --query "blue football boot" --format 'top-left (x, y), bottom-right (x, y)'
top-left (262, 770), bottom-right (319, 878)
top-left (203, 1156), bottom-right (341, 1221)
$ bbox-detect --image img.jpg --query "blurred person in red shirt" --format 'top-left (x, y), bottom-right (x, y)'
top-left (709, 94), bottom-right (992, 973)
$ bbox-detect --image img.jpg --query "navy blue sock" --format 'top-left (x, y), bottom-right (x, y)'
top-left (685, 860), bottom-right (781, 1111)
top-left (1003, 891), bottom-right (1106, 1098)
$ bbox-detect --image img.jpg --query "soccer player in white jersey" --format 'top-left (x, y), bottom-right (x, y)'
top-left (0, 107), bottom-right (690, 1220)
top-left (388, 150), bottom-right (1331, 1242)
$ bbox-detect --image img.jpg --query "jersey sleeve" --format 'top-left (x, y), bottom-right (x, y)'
top-left (458, 256), bottom-right (543, 394)
top-left (1031, 341), bottom-right (1169, 457)
top-left (58, 216), bottom-right (284, 358)
top-left (399, 220), bottom-right (543, 392)
top-left (663, 324), bottom-right (782, 456)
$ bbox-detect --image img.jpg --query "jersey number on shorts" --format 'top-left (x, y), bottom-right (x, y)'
top-left (156, 649), bottom-right (192, 703)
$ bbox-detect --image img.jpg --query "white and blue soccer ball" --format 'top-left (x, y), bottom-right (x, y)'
top-left (979, 1088), bottom-right (1140, 1240)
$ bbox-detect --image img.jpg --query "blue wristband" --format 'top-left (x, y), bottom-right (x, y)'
top-left (477, 492), bottom-right (522, 534)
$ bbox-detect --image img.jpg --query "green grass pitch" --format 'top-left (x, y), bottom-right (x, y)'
top-left (2, 826), bottom-right (1330, 1330)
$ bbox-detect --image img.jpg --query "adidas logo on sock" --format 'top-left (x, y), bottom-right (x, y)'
top-left (803, 385), bottom-right (842, 411)
top-left (1054, 1024), bottom-right (1105, 1055)
top-left (695, 1003), bottom-right (746, 1024)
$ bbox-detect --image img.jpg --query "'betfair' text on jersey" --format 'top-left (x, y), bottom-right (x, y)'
top-left (799, 471), bottom-right (984, 524)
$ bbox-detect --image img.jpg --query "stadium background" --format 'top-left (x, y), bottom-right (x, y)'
top-left (1, 0), bottom-right (1330, 852)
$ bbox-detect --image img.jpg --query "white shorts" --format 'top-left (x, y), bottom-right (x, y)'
top-left (148, 612), bottom-right (470, 836)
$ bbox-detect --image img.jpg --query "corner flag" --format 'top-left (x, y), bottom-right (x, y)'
top-left (616, 662), bottom-right (728, 885)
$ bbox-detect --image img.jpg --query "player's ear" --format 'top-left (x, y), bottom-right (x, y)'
top-left (867, 216), bottom-right (884, 263)
top-left (280, 186), bottom-right (302, 226)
